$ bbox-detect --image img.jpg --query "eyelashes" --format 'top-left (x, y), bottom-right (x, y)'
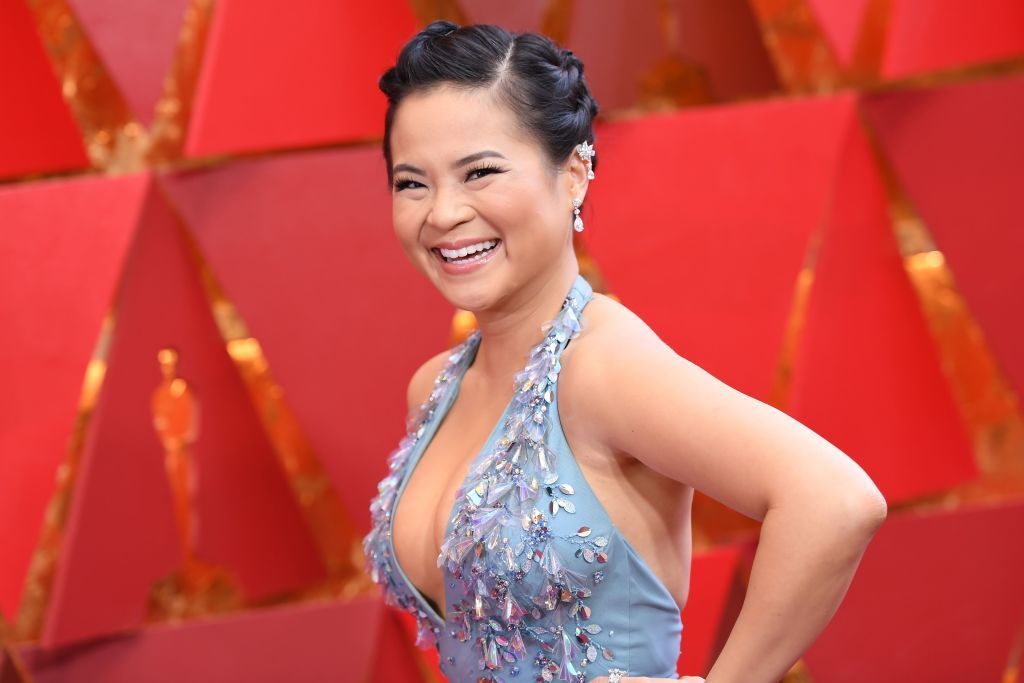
top-left (466, 163), bottom-right (504, 180)
top-left (393, 164), bottom-right (505, 191)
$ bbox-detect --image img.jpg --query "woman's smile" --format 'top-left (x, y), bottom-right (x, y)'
top-left (431, 238), bottom-right (503, 274)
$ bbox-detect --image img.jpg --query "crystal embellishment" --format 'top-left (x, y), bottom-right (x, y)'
top-left (364, 276), bottom-right (623, 682)
top-left (361, 339), bottom-right (475, 649)
top-left (575, 140), bottom-right (596, 180)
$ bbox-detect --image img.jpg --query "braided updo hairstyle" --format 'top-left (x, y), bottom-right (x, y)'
top-left (379, 20), bottom-right (600, 189)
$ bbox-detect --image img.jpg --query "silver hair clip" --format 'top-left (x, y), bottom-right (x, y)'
top-left (576, 140), bottom-right (595, 180)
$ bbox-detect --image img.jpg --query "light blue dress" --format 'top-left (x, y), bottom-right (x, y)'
top-left (364, 273), bottom-right (683, 682)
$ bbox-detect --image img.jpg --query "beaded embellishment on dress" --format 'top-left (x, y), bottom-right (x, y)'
top-left (362, 335), bottom-right (474, 649)
top-left (363, 273), bottom-right (683, 682)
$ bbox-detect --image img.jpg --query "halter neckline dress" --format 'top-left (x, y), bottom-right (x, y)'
top-left (364, 273), bottom-right (683, 682)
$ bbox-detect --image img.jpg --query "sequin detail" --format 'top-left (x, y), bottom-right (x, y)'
top-left (364, 276), bottom-right (633, 681)
top-left (362, 338), bottom-right (476, 649)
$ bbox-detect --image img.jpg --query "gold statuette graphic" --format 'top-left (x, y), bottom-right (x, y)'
top-left (148, 347), bottom-right (240, 621)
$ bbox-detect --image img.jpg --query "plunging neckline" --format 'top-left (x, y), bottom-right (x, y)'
top-left (386, 274), bottom-right (591, 627)
top-left (366, 273), bottom-right (688, 676)
top-left (387, 331), bottom-right (510, 625)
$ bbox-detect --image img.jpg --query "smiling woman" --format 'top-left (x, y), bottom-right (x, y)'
top-left (358, 21), bottom-right (695, 682)
top-left (385, 79), bottom-right (594, 311)
top-left (360, 19), bottom-right (885, 683)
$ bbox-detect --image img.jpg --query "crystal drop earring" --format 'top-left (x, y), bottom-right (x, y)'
top-left (572, 197), bottom-right (584, 232)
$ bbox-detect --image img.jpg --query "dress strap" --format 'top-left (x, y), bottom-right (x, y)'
top-left (426, 272), bottom-right (592, 428)
top-left (405, 330), bottom-right (479, 436)
top-left (552, 272), bottom-right (595, 355)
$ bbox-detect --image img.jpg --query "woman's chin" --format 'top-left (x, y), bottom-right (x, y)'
top-left (437, 278), bottom-right (504, 314)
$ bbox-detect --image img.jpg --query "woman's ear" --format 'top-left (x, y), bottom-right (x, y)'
top-left (563, 151), bottom-right (590, 201)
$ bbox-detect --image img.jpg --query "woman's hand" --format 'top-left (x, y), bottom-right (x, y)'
top-left (589, 676), bottom-right (705, 682)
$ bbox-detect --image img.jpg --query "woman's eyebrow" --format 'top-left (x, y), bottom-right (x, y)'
top-left (393, 150), bottom-right (508, 176)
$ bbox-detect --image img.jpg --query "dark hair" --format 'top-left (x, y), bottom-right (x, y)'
top-left (378, 20), bottom-right (600, 189)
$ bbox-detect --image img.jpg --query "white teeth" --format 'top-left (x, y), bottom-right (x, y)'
top-left (439, 239), bottom-right (498, 259)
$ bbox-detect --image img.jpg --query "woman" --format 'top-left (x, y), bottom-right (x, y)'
top-left (362, 20), bottom-right (887, 683)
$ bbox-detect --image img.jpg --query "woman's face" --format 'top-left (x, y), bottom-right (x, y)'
top-left (389, 84), bottom-right (586, 312)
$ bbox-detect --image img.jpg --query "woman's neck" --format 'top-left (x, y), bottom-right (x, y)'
top-left (467, 262), bottom-right (579, 386)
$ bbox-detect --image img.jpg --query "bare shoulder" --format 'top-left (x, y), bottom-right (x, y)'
top-left (558, 291), bottom-right (678, 437)
top-left (561, 291), bottom-right (677, 389)
top-left (406, 346), bottom-right (455, 417)
top-left (563, 292), bottom-right (887, 524)
top-left (573, 291), bottom-right (671, 352)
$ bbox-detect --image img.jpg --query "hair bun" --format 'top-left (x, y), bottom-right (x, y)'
top-left (560, 49), bottom-right (583, 75)
top-left (423, 19), bottom-right (459, 39)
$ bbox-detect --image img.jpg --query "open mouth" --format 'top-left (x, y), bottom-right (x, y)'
top-left (432, 239), bottom-right (501, 264)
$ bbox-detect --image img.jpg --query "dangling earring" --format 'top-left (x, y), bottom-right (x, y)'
top-left (572, 197), bottom-right (584, 232)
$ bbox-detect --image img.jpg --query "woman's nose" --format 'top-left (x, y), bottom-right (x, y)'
top-left (426, 185), bottom-right (473, 230)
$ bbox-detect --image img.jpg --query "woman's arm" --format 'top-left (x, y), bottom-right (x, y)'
top-left (580, 324), bottom-right (887, 683)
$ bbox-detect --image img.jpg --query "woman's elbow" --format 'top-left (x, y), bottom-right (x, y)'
top-left (842, 487), bottom-right (888, 533)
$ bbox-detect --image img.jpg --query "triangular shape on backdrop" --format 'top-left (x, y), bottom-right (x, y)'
top-left (788, 109), bottom-right (976, 504)
top-left (863, 74), bottom-right (1024, 401)
top-left (184, 0), bottom-right (419, 157)
top-left (881, 0), bottom-right (1024, 79)
top-left (67, 0), bottom-right (192, 128)
top-left (806, 0), bottom-right (872, 67)
top-left (0, 173), bottom-right (147, 624)
top-left (43, 176), bottom-right (325, 648)
top-left (0, 0), bottom-right (90, 179)
top-left (581, 93), bottom-right (854, 401)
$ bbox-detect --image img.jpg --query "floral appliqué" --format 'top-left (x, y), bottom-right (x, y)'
top-left (365, 284), bottom-right (618, 682)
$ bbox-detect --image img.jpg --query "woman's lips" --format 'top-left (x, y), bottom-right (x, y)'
top-left (432, 239), bottom-right (502, 275)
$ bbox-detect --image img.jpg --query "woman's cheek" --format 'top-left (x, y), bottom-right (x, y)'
top-left (391, 206), bottom-right (417, 245)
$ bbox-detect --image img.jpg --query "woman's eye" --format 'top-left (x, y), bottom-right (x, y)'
top-left (394, 166), bottom-right (504, 192)
top-left (467, 165), bottom-right (504, 181)
top-left (393, 178), bottom-right (423, 191)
